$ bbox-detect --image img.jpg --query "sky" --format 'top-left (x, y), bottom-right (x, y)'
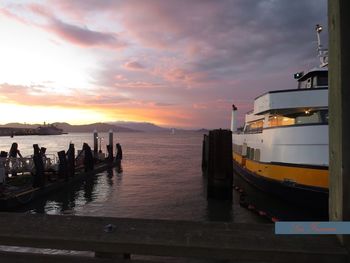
top-left (0, 0), bottom-right (327, 129)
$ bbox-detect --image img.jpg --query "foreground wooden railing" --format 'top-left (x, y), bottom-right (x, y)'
top-left (0, 213), bottom-right (347, 263)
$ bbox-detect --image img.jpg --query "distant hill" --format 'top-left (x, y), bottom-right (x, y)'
top-left (110, 121), bottom-right (169, 132)
top-left (0, 123), bottom-right (38, 129)
top-left (53, 122), bottom-right (139, 133)
top-left (0, 122), bottom-right (139, 133)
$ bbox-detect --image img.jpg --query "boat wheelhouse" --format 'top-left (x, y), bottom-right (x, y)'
top-left (231, 25), bottom-right (329, 212)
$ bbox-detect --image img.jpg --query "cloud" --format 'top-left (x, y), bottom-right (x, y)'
top-left (47, 18), bottom-right (126, 49)
top-left (0, 0), bottom-right (328, 128)
top-left (1, 3), bottom-right (127, 49)
top-left (123, 61), bottom-right (145, 70)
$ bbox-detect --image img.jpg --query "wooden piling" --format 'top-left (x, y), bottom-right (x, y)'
top-left (93, 130), bottom-right (98, 156)
top-left (83, 143), bottom-right (94, 172)
top-left (57, 150), bottom-right (68, 181)
top-left (108, 130), bottom-right (114, 162)
top-left (115, 143), bottom-right (123, 173)
top-left (206, 129), bottom-right (233, 200)
top-left (67, 144), bottom-right (75, 178)
top-left (329, 0), bottom-right (350, 247)
top-left (201, 134), bottom-right (209, 173)
top-left (33, 144), bottom-right (45, 187)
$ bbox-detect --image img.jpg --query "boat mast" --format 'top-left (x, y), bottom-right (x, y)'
top-left (315, 24), bottom-right (328, 68)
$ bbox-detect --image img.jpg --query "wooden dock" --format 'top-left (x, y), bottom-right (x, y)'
top-left (0, 213), bottom-right (347, 263)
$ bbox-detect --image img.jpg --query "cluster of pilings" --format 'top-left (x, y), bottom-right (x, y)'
top-left (1, 130), bottom-right (123, 188)
top-left (92, 130), bottom-right (122, 172)
top-left (202, 129), bottom-right (233, 200)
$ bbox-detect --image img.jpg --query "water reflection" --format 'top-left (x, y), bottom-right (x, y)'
top-left (12, 169), bottom-right (117, 215)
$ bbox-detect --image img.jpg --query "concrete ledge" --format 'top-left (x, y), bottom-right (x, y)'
top-left (0, 213), bottom-right (347, 262)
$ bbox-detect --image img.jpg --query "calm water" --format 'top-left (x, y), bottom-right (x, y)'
top-left (0, 132), bottom-right (264, 223)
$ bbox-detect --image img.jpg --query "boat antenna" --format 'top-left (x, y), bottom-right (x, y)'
top-left (315, 24), bottom-right (328, 67)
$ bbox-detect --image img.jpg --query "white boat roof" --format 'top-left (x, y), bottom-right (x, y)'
top-left (253, 87), bottom-right (328, 115)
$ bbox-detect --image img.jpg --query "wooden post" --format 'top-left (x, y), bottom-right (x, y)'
top-left (206, 129), bottom-right (233, 200)
top-left (57, 150), bottom-right (68, 181)
top-left (33, 144), bottom-right (45, 187)
top-left (201, 134), bottom-right (209, 173)
top-left (93, 130), bottom-right (98, 157)
top-left (329, 0), bottom-right (350, 245)
top-left (67, 144), bottom-right (75, 178)
top-left (115, 143), bottom-right (123, 173)
top-left (83, 143), bottom-right (94, 172)
top-left (108, 130), bottom-right (114, 162)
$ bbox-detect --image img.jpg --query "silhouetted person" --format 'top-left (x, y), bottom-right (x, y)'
top-left (9, 142), bottom-right (22, 158)
top-left (8, 142), bottom-right (22, 177)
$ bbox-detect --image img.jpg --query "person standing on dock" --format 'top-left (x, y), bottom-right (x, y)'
top-left (9, 143), bottom-right (22, 158)
top-left (8, 142), bottom-right (22, 177)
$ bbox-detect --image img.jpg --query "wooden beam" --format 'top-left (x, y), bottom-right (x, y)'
top-left (328, 0), bottom-right (350, 225)
top-left (0, 213), bottom-right (346, 263)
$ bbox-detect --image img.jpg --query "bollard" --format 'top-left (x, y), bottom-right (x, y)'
top-left (93, 130), bottom-right (98, 157)
top-left (57, 150), bottom-right (68, 181)
top-left (206, 129), bottom-right (233, 200)
top-left (67, 144), bottom-right (75, 178)
top-left (33, 144), bottom-right (45, 187)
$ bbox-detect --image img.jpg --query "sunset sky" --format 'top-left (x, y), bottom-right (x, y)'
top-left (0, 0), bottom-right (327, 129)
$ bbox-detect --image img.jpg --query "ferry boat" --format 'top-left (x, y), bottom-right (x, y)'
top-left (231, 25), bottom-right (329, 212)
top-left (36, 123), bottom-right (63, 135)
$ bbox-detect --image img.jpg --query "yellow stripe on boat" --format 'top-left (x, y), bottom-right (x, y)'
top-left (233, 152), bottom-right (328, 189)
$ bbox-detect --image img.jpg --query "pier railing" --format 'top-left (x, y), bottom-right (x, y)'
top-left (0, 155), bottom-right (58, 175)
top-left (0, 212), bottom-right (347, 263)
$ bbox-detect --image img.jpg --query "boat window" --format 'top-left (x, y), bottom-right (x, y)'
top-left (233, 144), bottom-right (242, 155)
top-left (295, 111), bottom-right (320, 124)
top-left (250, 148), bottom-right (254, 160)
top-left (268, 116), bottom-right (295, 127)
top-left (267, 110), bottom-right (328, 128)
top-left (254, 149), bottom-right (260, 161)
top-left (242, 143), bottom-right (247, 156)
top-left (316, 75), bottom-right (328, 87)
top-left (244, 120), bottom-right (263, 133)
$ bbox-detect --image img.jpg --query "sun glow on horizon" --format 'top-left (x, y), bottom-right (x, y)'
top-left (0, 103), bottom-right (106, 125)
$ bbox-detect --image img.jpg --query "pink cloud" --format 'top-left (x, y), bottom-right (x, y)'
top-left (2, 4), bottom-right (127, 49)
top-left (123, 61), bottom-right (145, 70)
top-left (48, 18), bottom-right (126, 49)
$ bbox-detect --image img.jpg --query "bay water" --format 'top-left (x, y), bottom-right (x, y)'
top-left (0, 131), bottom-right (262, 222)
